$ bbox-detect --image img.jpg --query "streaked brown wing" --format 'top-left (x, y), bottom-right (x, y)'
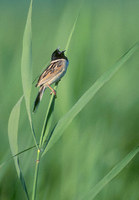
top-left (36, 60), bottom-right (63, 87)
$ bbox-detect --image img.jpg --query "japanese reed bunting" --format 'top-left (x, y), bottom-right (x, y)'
top-left (33, 48), bottom-right (69, 112)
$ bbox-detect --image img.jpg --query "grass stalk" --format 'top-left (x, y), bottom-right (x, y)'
top-left (32, 84), bottom-right (58, 200)
top-left (32, 149), bottom-right (41, 200)
top-left (39, 84), bottom-right (58, 148)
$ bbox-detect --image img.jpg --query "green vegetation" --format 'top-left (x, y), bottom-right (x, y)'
top-left (0, 0), bottom-right (139, 199)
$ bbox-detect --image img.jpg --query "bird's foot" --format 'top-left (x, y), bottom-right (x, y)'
top-left (50, 89), bottom-right (57, 97)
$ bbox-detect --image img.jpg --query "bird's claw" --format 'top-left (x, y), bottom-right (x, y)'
top-left (50, 90), bottom-right (57, 97)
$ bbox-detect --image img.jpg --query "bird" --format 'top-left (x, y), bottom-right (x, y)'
top-left (33, 48), bottom-right (69, 112)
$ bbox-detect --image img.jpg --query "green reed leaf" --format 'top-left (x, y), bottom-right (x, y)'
top-left (21, 0), bottom-right (32, 118)
top-left (8, 96), bottom-right (29, 200)
top-left (43, 43), bottom-right (139, 156)
top-left (81, 146), bottom-right (139, 200)
top-left (21, 0), bottom-right (37, 147)
top-left (65, 16), bottom-right (78, 54)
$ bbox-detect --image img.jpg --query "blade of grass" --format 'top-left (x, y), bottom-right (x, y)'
top-left (8, 96), bottom-right (23, 157)
top-left (81, 146), bottom-right (139, 200)
top-left (40, 84), bottom-right (57, 148)
top-left (8, 96), bottom-right (29, 200)
top-left (32, 84), bottom-right (57, 200)
top-left (65, 0), bottom-right (84, 54)
top-left (65, 15), bottom-right (78, 54)
top-left (21, 0), bottom-right (32, 119)
top-left (0, 145), bottom-right (36, 171)
top-left (42, 42), bottom-right (139, 156)
top-left (21, 0), bottom-right (38, 148)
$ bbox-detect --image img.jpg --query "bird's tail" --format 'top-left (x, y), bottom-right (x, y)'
top-left (33, 86), bottom-right (45, 113)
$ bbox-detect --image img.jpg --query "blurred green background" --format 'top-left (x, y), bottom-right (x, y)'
top-left (0, 0), bottom-right (139, 199)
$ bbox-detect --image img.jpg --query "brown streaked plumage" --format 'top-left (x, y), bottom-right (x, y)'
top-left (33, 49), bottom-right (69, 112)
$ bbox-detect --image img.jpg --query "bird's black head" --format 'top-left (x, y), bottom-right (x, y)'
top-left (51, 49), bottom-right (68, 61)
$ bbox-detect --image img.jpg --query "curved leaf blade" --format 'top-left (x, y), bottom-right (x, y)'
top-left (21, 0), bottom-right (37, 147)
top-left (8, 96), bottom-right (23, 158)
top-left (65, 15), bottom-right (78, 54)
top-left (8, 96), bottom-right (29, 199)
top-left (21, 0), bottom-right (32, 118)
top-left (81, 146), bottom-right (139, 200)
top-left (43, 43), bottom-right (139, 155)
